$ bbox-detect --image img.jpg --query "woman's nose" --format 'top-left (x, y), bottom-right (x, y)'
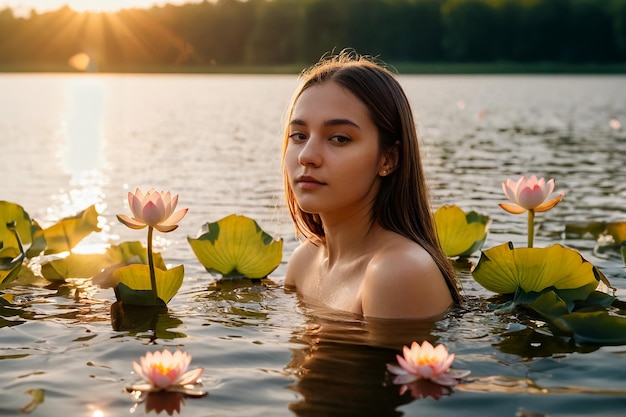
top-left (297, 137), bottom-right (322, 167)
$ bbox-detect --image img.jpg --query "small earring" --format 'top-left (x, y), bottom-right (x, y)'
top-left (381, 170), bottom-right (388, 176)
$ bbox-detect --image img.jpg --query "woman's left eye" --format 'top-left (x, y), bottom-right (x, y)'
top-left (329, 135), bottom-right (350, 144)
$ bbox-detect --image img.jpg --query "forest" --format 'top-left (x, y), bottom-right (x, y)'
top-left (0, 0), bottom-right (625, 72)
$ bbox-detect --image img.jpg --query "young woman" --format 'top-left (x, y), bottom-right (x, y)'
top-left (283, 52), bottom-right (462, 319)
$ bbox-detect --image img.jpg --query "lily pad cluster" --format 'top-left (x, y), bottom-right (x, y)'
top-left (437, 175), bottom-right (626, 346)
top-left (0, 201), bottom-right (100, 289)
top-left (471, 242), bottom-right (626, 344)
top-left (0, 194), bottom-right (283, 308)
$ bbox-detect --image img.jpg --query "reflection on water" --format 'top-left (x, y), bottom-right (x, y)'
top-left (61, 78), bottom-right (106, 174)
top-left (0, 279), bottom-right (110, 328)
top-left (286, 303), bottom-right (444, 416)
top-left (131, 391), bottom-right (186, 415)
top-left (55, 77), bottom-right (109, 217)
top-left (110, 302), bottom-right (186, 341)
top-left (37, 76), bottom-right (115, 251)
top-left (496, 326), bottom-right (599, 358)
top-left (198, 278), bottom-right (279, 326)
top-left (287, 341), bottom-right (411, 417)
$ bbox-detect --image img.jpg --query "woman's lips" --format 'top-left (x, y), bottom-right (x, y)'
top-left (296, 175), bottom-right (326, 190)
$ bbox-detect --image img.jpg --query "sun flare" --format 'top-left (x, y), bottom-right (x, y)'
top-left (63, 1), bottom-right (151, 13)
top-left (1, 1), bottom-right (193, 16)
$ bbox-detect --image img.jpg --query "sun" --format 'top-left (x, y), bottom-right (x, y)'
top-left (62, 1), bottom-right (157, 13)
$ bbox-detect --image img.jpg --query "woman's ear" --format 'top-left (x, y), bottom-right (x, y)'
top-left (379, 141), bottom-right (400, 176)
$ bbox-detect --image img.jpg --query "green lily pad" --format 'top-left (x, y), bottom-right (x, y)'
top-left (507, 287), bottom-right (625, 345)
top-left (552, 310), bottom-right (626, 345)
top-left (525, 289), bottom-right (572, 317)
top-left (600, 221), bottom-right (626, 265)
top-left (0, 201), bottom-right (35, 247)
top-left (0, 201), bottom-right (46, 258)
top-left (42, 204), bottom-right (101, 254)
top-left (564, 220), bottom-right (607, 239)
top-left (472, 242), bottom-right (609, 295)
top-left (188, 214), bottom-right (283, 279)
top-left (41, 252), bottom-right (112, 281)
top-left (26, 221), bottom-right (46, 258)
top-left (0, 243), bottom-right (24, 289)
top-left (0, 292), bottom-right (13, 305)
top-left (112, 264), bottom-right (184, 306)
top-left (434, 205), bottom-right (489, 258)
top-left (521, 284), bottom-right (607, 312)
top-left (528, 291), bottom-right (626, 345)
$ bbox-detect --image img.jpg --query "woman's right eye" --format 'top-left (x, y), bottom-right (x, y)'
top-left (289, 132), bottom-right (307, 141)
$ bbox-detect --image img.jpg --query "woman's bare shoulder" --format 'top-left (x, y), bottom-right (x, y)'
top-left (284, 239), bottom-right (319, 287)
top-left (361, 238), bottom-right (453, 319)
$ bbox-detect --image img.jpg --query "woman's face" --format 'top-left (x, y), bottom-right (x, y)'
top-left (285, 81), bottom-right (386, 217)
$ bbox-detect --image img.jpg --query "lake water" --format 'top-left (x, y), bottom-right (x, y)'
top-left (1, 73), bottom-right (626, 416)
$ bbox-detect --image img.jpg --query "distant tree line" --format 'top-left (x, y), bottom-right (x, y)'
top-left (0, 0), bottom-right (625, 70)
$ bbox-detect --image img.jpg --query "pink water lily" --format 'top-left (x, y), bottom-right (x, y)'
top-left (127, 349), bottom-right (205, 396)
top-left (499, 175), bottom-right (564, 214)
top-left (386, 341), bottom-right (470, 387)
top-left (499, 176), bottom-right (564, 248)
top-left (117, 188), bottom-right (188, 233)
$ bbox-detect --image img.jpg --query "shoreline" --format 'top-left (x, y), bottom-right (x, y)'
top-left (1, 62), bottom-right (626, 75)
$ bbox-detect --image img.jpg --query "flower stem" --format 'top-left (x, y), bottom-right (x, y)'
top-left (527, 209), bottom-right (535, 248)
top-left (147, 226), bottom-right (158, 304)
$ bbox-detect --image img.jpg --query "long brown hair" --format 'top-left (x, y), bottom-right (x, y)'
top-left (282, 51), bottom-right (462, 304)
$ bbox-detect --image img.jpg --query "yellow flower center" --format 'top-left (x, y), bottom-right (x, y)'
top-left (153, 363), bottom-right (173, 375)
top-left (417, 355), bottom-right (435, 365)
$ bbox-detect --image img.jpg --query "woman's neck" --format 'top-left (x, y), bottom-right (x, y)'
top-left (319, 209), bottom-right (381, 267)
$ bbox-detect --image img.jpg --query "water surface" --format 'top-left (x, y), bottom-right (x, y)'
top-left (1, 73), bottom-right (625, 416)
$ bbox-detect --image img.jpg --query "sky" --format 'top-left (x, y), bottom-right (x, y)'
top-left (0, 0), bottom-right (199, 16)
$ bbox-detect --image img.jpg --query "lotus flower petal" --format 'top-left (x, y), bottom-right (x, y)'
top-left (534, 193), bottom-right (565, 212)
top-left (154, 208), bottom-right (188, 233)
top-left (141, 200), bottom-right (165, 227)
top-left (502, 179), bottom-right (519, 203)
top-left (432, 373), bottom-right (463, 387)
top-left (386, 363), bottom-right (410, 376)
top-left (116, 214), bottom-right (147, 230)
top-left (162, 208), bottom-right (189, 226)
top-left (177, 367), bottom-right (205, 386)
top-left (392, 373), bottom-right (419, 385)
top-left (498, 202), bottom-right (528, 215)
